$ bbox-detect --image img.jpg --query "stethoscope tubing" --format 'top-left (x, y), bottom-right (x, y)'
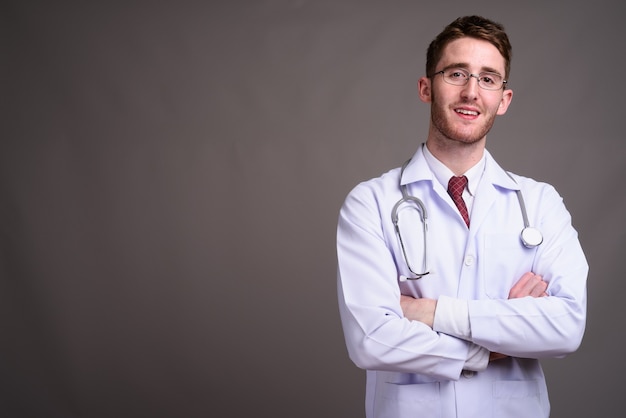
top-left (392, 158), bottom-right (542, 280)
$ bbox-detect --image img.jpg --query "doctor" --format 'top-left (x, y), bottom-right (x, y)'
top-left (336, 15), bottom-right (588, 418)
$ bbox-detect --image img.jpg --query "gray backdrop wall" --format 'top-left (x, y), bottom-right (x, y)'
top-left (3, 1), bottom-right (624, 417)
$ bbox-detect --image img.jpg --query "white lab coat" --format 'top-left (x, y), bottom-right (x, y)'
top-left (336, 146), bottom-right (588, 418)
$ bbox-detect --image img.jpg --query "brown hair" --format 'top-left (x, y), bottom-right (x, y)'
top-left (426, 16), bottom-right (512, 80)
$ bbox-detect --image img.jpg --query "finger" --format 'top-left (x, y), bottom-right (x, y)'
top-left (529, 279), bottom-right (548, 297)
top-left (514, 273), bottom-right (541, 297)
top-left (508, 272), bottom-right (534, 298)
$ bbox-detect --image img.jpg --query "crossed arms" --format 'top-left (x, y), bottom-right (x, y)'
top-left (400, 271), bottom-right (549, 363)
top-left (401, 271), bottom-right (548, 328)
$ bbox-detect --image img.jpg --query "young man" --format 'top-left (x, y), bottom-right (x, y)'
top-left (336, 16), bottom-right (588, 417)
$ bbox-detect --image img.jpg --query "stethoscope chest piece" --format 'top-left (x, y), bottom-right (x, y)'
top-left (521, 226), bottom-right (543, 248)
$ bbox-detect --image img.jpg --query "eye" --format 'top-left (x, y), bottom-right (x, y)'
top-left (480, 73), bottom-right (499, 86)
top-left (448, 69), bottom-right (467, 79)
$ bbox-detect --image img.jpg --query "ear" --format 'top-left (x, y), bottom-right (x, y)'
top-left (496, 88), bottom-right (513, 115)
top-left (417, 76), bottom-right (432, 103)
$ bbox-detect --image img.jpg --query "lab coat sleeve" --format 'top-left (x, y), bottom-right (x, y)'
top-left (468, 184), bottom-right (588, 358)
top-left (337, 183), bottom-right (483, 380)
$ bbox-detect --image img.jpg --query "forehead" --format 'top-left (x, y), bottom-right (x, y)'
top-left (438, 37), bottom-right (506, 74)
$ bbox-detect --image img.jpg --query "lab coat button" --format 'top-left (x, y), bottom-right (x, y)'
top-left (462, 370), bottom-right (475, 378)
top-left (464, 255), bottom-right (474, 266)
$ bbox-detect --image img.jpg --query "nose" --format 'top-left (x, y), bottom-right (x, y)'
top-left (468, 74), bottom-right (481, 84)
top-left (461, 75), bottom-right (480, 100)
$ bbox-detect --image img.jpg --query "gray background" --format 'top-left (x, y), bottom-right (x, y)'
top-left (2, 1), bottom-right (624, 417)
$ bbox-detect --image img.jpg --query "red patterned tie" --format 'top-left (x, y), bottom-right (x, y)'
top-left (448, 176), bottom-right (470, 227)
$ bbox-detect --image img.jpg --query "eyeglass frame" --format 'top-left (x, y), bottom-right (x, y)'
top-left (430, 67), bottom-right (508, 91)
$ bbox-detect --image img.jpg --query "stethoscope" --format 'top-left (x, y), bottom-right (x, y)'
top-left (392, 159), bottom-right (543, 281)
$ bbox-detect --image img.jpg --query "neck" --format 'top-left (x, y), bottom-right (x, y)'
top-left (425, 137), bottom-right (485, 175)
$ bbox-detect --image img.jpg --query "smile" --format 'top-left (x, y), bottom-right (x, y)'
top-left (455, 108), bottom-right (479, 116)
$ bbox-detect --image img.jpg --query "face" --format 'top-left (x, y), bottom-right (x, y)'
top-left (418, 37), bottom-right (513, 146)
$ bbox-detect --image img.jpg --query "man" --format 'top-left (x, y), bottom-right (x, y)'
top-left (336, 15), bottom-right (588, 418)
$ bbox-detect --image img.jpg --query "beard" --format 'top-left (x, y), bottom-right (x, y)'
top-left (430, 94), bottom-right (497, 145)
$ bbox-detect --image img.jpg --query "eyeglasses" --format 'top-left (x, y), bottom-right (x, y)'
top-left (431, 67), bottom-right (507, 90)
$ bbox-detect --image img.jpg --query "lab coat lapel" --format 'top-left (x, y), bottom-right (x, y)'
top-left (470, 152), bottom-right (520, 233)
top-left (402, 145), bottom-right (452, 204)
top-left (470, 178), bottom-right (499, 233)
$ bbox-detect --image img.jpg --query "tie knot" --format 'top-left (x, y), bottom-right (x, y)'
top-left (448, 175), bottom-right (468, 198)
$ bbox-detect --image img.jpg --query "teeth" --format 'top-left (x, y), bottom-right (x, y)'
top-left (456, 109), bottom-right (478, 116)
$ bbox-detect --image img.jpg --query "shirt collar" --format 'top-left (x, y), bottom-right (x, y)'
top-left (400, 144), bottom-right (519, 192)
top-left (422, 143), bottom-right (485, 196)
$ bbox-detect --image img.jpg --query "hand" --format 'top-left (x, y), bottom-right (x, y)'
top-left (400, 295), bottom-right (437, 328)
top-left (508, 272), bottom-right (548, 299)
top-left (489, 351), bottom-right (508, 362)
top-left (491, 272), bottom-right (548, 362)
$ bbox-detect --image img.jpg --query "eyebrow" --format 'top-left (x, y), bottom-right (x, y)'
top-left (442, 63), bottom-right (503, 76)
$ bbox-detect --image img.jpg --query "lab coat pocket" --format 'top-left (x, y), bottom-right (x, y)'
top-left (493, 380), bottom-right (543, 417)
top-left (377, 381), bottom-right (441, 418)
top-left (484, 233), bottom-right (535, 299)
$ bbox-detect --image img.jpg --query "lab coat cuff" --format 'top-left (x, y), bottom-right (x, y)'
top-left (464, 344), bottom-right (490, 372)
top-left (433, 295), bottom-right (471, 340)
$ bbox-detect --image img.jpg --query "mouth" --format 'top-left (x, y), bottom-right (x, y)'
top-left (455, 108), bottom-right (479, 117)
